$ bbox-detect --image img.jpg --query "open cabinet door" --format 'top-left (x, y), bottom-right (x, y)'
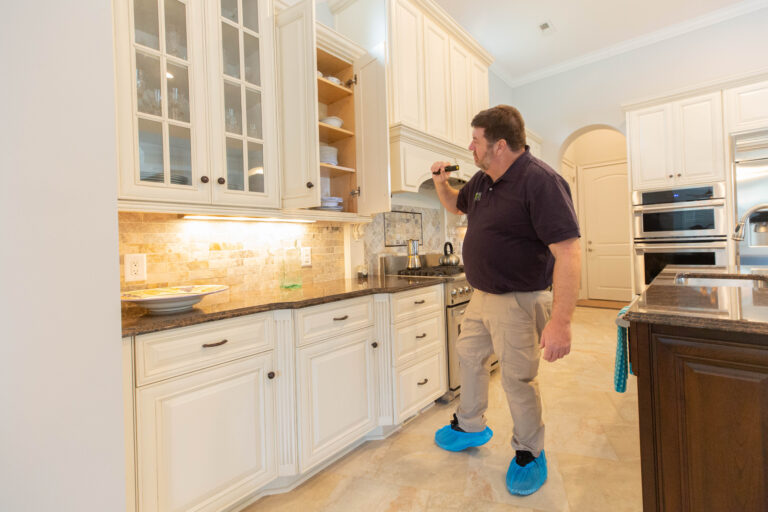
top-left (276, 0), bottom-right (321, 209)
top-left (354, 52), bottom-right (391, 215)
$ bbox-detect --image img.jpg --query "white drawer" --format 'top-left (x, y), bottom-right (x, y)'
top-left (393, 310), bottom-right (444, 367)
top-left (396, 350), bottom-right (447, 423)
top-left (296, 296), bottom-right (374, 346)
top-left (392, 285), bottom-right (442, 323)
top-left (135, 312), bottom-right (273, 386)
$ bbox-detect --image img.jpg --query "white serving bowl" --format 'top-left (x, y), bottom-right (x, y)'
top-left (320, 116), bottom-right (343, 128)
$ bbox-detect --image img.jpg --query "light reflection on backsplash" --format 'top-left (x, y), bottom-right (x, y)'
top-left (118, 213), bottom-right (345, 299)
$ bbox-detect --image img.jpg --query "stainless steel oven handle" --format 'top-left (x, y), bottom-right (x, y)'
top-left (633, 199), bottom-right (725, 213)
top-left (634, 241), bottom-right (728, 250)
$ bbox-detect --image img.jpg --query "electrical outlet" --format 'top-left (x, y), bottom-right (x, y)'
top-left (125, 253), bottom-right (147, 282)
top-left (301, 247), bottom-right (312, 267)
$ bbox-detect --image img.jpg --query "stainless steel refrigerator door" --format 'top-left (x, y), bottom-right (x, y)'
top-left (735, 158), bottom-right (768, 266)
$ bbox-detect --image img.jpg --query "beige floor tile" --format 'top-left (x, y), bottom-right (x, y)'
top-left (242, 471), bottom-right (351, 512)
top-left (556, 452), bottom-right (643, 512)
top-left (323, 476), bottom-right (431, 512)
top-left (425, 490), bottom-right (535, 511)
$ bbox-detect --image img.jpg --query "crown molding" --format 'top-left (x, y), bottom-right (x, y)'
top-left (496, 0), bottom-right (768, 90)
top-left (316, 22), bottom-right (366, 61)
top-left (622, 67), bottom-right (768, 111)
top-left (408, 0), bottom-right (494, 66)
top-left (326, 0), bottom-right (358, 15)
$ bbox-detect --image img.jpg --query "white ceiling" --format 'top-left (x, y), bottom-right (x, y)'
top-left (433, 0), bottom-right (768, 88)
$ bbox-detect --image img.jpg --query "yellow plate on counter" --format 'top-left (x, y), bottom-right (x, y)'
top-left (121, 285), bottom-right (228, 315)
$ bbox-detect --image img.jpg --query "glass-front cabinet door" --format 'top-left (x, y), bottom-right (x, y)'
top-left (115, 0), bottom-right (279, 207)
top-left (206, 0), bottom-right (279, 207)
top-left (115, 0), bottom-right (210, 203)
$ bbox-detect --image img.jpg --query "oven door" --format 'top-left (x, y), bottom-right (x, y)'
top-left (633, 240), bottom-right (728, 294)
top-left (633, 200), bottom-right (727, 240)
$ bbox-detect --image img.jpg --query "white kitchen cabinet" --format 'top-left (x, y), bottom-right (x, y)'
top-left (136, 352), bottom-right (277, 512)
top-left (114, 0), bottom-right (279, 208)
top-left (628, 92), bottom-right (724, 190)
top-left (724, 80), bottom-right (768, 133)
top-left (423, 17), bottom-right (452, 142)
top-left (296, 327), bottom-right (378, 473)
top-left (276, 0), bottom-right (390, 214)
top-left (382, 0), bottom-right (492, 193)
top-left (389, 284), bottom-right (447, 423)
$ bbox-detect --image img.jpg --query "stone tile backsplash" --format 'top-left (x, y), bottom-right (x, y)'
top-left (118, 213), bottom-right (345, 296)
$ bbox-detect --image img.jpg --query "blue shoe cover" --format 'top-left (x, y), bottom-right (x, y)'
top-left (434, 424), bottom-right (493, 452)
top-left (506, 451), bottom-right (548, 496)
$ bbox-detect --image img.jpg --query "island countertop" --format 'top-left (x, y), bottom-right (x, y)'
top-left (624, 265), bottom-right (768, 335)
top-left (122, 276), bottom-right (448, 337)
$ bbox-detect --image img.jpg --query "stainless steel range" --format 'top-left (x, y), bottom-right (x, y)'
top-left (379, 254), bottom-right (497, 401)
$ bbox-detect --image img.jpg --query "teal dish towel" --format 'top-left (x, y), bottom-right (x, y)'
top-left (614, 305), bottom-right (632, 393)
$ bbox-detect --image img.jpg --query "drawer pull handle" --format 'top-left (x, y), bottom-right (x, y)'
top-left (371, 341), bottom-right (379, 348)
top-left (202, 339), bottom-right (228, 348)
top-left (414, 299), bottom-right (426, 305)
top-left (267, 371), bottom-right (276, 380)
top-left (417, 378), bottom-right (429, 386)
top-left (333, 315), bottom-right (349, 321)
top-left (416, 333), bottom-right (427, 339)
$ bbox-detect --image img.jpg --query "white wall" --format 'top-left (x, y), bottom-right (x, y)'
top-left (0, 2), bottom-right (125, 511)
top-left (490, 8), bottom-right (768, 165)
top-left (564, 129), bottom-right (627, 166)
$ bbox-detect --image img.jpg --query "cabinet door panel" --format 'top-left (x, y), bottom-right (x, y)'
top-left (355, 52), bottom-right (392, 215)
top-left (388, 0), bottom-right (424, 129)
top-left (654, 334), bottom-right (768, 512)
top-left (449, 40), bottom-right (471, 148)
top-left (422, 17), bottom-right (451, 141)
top-left (115, 0), bottom-right (210, 203)
top-left (470, 56), bottom-right (489, 117)
top-left (628, 105), bottom-right (674, 190)
top-left (136, 354), bottom-right (276, 512)
top-left (297, 329), bottom-right (376, 473)
top-left (276, 0), bottom-right (321, 208)
top-left (676, 92), bottom-right (724, 185)
top-left (725, 80), bottom-right (768, 133)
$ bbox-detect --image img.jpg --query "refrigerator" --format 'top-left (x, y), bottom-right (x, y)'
top-left (734, 130), bottom-right (768, 267)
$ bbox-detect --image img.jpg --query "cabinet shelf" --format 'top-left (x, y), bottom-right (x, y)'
top-left (319, 122), bottom-right (354, 143)
top-left (320, 162), bottom-right (356, 176)
top-left (317, 77), bottom-right (353, 104)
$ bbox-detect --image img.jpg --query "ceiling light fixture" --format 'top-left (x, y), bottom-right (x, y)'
top-left (182, 215), bottom-right (315, 223)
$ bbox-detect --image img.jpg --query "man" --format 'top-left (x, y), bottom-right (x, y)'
top-left (431, 105), bottom-right (581, 496)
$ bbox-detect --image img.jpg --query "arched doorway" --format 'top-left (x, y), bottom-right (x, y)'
top-left (559, 127), bottom-right (633, 303)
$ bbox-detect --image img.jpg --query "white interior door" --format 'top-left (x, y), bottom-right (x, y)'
top-left (581, 162), bottom-right (632, 301)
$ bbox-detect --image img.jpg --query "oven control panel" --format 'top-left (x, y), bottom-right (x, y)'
top-left (446, 280), bottom-right (473, 305)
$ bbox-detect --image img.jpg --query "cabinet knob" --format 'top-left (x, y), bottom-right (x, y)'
top-left (200, 176), bottom-right (209, 183)
top-left (306, 181), bottom-right (314, 189)
top-left (668, 174), bottom-right (674, 179)
top-left (267, 371), bottom-right (276, 380)
top-left (371, 341), bottom-right (378, 348)
top-left (677, 173), bottom-right (682, 178)
top-left (218, 177), bottom-right (226, 185)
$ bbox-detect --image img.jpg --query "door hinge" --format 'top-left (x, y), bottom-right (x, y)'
top-left (350, 186), bottom-right (361, 197)
top-left (345, 74), bottom-right (358, 88)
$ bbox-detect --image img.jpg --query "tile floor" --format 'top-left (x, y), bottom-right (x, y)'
top-left (243, 307), bottom-right (641, 512)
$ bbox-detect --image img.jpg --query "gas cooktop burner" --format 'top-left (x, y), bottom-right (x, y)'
top-left (398, 265), bottom-right (464, 277)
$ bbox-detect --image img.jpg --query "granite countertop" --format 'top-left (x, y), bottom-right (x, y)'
top-left (625, 265), bottom-right (768, 335)
top-left (122, 276), bottom-right (448, 337)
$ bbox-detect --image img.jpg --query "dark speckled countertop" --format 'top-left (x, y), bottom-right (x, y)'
top-left (122, 276), bottom-right (447, 337)
top-left (625, 265), bottom-right (768, 335)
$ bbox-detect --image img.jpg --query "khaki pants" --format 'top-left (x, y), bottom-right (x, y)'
top-left (456, 289), bottom-right (552, 456)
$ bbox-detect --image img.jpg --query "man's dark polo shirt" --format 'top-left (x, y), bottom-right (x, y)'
top-left (456, 148), bottom-right (580, 293)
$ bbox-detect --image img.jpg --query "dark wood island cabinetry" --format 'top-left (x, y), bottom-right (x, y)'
top-left (626, 267), bottom-right (768, 511)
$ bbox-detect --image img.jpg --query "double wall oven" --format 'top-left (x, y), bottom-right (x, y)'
top-left (633, 183), bottom-right (728, 294)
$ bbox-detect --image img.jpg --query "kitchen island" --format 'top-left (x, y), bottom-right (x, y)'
top-left (624, 266), bottom-right (768, 512)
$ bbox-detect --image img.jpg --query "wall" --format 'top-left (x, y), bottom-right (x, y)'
top-left (562, 128), bottom-right (627, 166)
top-left (0, 1), bottom-right (125, 510)
top-left (490, 8), bottom-right (768, 165)
top-left (119, 213), bottom-right (345, 298)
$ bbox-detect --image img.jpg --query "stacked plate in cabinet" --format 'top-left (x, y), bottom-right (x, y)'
top-left (311, 196), bottom-right (344, 211)
top-left (319, 144), bottom-right (338, 166)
